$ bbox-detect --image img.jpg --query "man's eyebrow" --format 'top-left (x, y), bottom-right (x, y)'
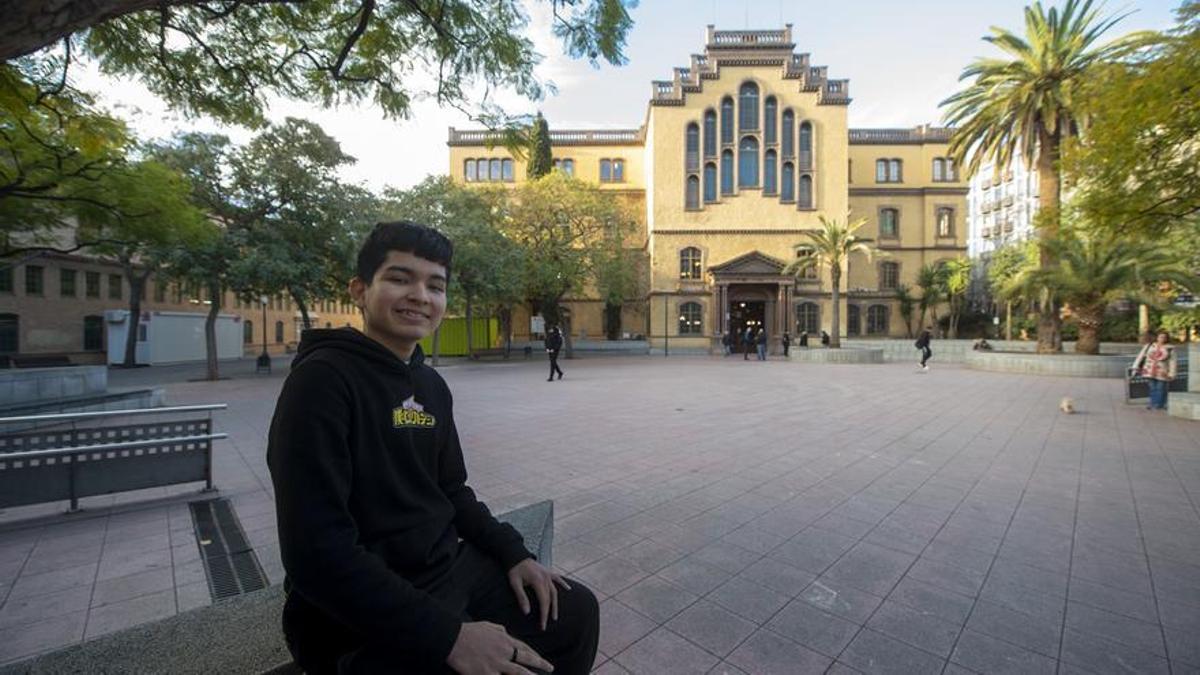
top-left (383, 265), bottom-right (447, 282)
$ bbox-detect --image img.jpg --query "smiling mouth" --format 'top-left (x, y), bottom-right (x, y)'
top-left (395, 308), bottom-right (429, 320)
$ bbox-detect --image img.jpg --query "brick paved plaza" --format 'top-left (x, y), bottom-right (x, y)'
top-left (1, 356), bottom-right (1198, 673)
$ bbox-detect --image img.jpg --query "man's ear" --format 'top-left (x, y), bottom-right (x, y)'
top-left (348, 277), bottom-right (366, 308)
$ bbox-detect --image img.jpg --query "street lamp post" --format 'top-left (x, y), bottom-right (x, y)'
top-left (256, 295), bottom-right (271, 374)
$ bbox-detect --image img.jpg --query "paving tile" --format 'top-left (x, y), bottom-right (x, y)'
top-left (690, 542), bottom-right (760, 576)
top-left (1066, 575), bottom-right (1159, 624)
top-left (839, 628), bottom-right (945, 675)
top-left (705, 662), bottom-right (748, 675)
top-left (950, 629), bottom-right (1057, 674)
top-left (613, 627), bottom-right (719, 675)
top-left (592, 658), bottom-right (631, 674)
top-left (866, 600), bottom-right (961, 657)
top-left (1059, 627), bottom-right (1170, 675)
top-left (575, 556), bottom-right (649, 598)
top-left (966, 599), bottom-right (1061, 658)
top-left (822, 542), bottom-right (915, 597)
top-left (90, 566), bottom-right (175, 609)
top-left (707, 576), bottom-right (789, 624)
top-left (918, 540), bottom-right (994, 576)
top-left (904, 557), bottom-right (987, 598)
top-left (1064, 600), bottom-right (1165, 657)
top-left (798, 577), bottom-right (884, 624)
top-left (6, 562), bottom-right (96, 601)
top-left (618, 539), bottom-right (687, 574)
top-left (735, 557), bottom-right (815, 597)
top-left (556, 539), bottom-right (611, 573)
top-left (726, 628), bottom-right (832, 675)
top-left (886, 577), bottom-right (973, 625)
top-left (83, 588), bottom-right (176, 639)
top-left (666, 600), bottom-right (757, 658)
top-left (95, 548), bottom-right (172, 582)
top-left (598, 600), bottom-right (658, 657)
top-left (657, 557), bottom-right (732, 597)
top-left (0, 584), bottom-right (91, 631)
top-left (0, 610), bottom-right (86, 665)
top-left (719, 526), bottom-right (789, 556)
top-left (20, 544), bottom-right (103, 576)
top-left (765, 599), bottom-right (860, 657)
top-left (614, 575), bottom-right (698, 623)
top-left (770, 528), bottom-right (858, 574)
top-left (174, 581), bottom-right (212, 613)
top-left (811, 512), bottom-right (877, 540)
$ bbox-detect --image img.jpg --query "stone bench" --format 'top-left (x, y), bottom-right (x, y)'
top-left (0, 500), bottom-right (555, 675)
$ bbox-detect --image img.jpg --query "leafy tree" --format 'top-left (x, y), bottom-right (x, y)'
top-left (894, 284), bottom-right (916, 339)
top-left (941, 0), bottom-right (1150, 353)
top-left (506, 172), bottom-right (633, 358)
top-left (526, 112), bottom-right (554, 179)
top-left (939, 258), bottom-right (972, 339)
top-left (1065, 2), bottom-right (1200, 237)
top-left (592, 230), bottom-right (642, 340)
top-left (987, 239), bottom-right (1038, 339)
top-left (785, 215), bottom-right (875, 348)
top-left (915, 263), bottom-right (943, 334)
top-left (3, 1), bottom-right (633, 127)
top-left (999, 228), bottom-right (1195, 354)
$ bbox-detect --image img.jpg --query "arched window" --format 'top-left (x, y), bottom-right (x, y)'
top-left (867, 305), bottom-right (890, 335)
top-left (781, 110), bottom-right (795, 156)
top-left (244, 320), bottom-right (254, 344)
top-left (738, 136), bottom-right (759, 188)
top-left (703, 109), bottom-right (717, 157)
top-left (83, 315), bottom-right (104, 351)
top-left (0, 314), bottom-right (17, 353)
top-left (502, 159), bottom-right (514, 181)
top-left (739, 82), bottom-right (758, 131)
top-left (764, 150), bottom-right (778, 194)
top-left (678, 302), bottom-right (703, 335)
top-left (679, 247), bottom-right (702, 280)
top-left (880, 208), bottom-right (899, 237)
top-left (686, 175), bottom-right (700, 210)
top-left (764, 97), bottom-right (777, 144)
top-left (847, 305), bottom-right (861, 336)
top-left (781, 162), bottom-right (795, 201)
top-left (932, 158), bottom-right (945, 182)
top-left (686, 123), bottom-right (700, 171)
top-left (880, 262), bottom-right (900, 290)
top-left (720, 97), bottom-right (734, 144)
top-left (798, 174), bottom-right (813, 208)
top-left (937, 207), bottom-right (955, 237)
top-left (795, 302), bottom-right (820, 335)
top-left (465, 159), bottom-right (477, 182)
top-left (704, 163), bottom-right (718, 202)
top-left (799, 122), bottom-right (813, 170)
top-left (721, 150), bottom-right (734, 195)
top-left (275, 320), bottom-right (284, 343)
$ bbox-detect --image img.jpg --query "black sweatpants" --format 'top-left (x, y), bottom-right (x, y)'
top-left (548, 350), bottom-right (563, 379)
top-left (283, 543), bottom-right (599, 675)
top-left (920, 346), bottom-right (932, 367)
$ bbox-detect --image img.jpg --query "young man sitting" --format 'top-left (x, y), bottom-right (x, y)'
top-left (267, 221), bottom-right (599, 674)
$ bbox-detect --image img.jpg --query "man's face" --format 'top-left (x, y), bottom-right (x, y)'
top-left (350, 250), bottom-right (447, 349)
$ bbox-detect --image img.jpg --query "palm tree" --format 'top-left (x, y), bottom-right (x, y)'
top-left (1000, 229), bottom-right (1194, 354)
top-left (785, 215), bottom-right (875, 348)
top-left (895, 284), bottom-right (916, 338)
top-left (941, 258), bottom-right (973, 338)
top-left (915, 263), bottom-right (943, 334)
top-left (941, 0), bottom-right (1149, 353)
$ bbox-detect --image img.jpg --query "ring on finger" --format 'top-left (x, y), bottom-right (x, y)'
top-left (511, 645), bottom-right (519, 663)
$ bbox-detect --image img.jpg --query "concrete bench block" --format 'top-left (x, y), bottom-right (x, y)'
top-left (1168, 393), bottom-right (1200, 421)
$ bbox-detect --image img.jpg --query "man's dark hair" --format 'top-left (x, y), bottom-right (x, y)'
top-left (356, 221), bottom-right (453, 284)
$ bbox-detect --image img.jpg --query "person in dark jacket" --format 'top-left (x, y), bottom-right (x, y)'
top-left (820, 330), bottom-right (830, 347)
top-left (545, 326), bottom-right (564, 381)
top-left (782, 332), bottom-right (791, 357)
top-left (799, 331), bottom-right (809, 348)
top-left (267, 222), bottom-right (597, 675)
top-left (755, 327), bottom-right (768, 361)
top-left (915, 327), bottom-right (933, 371)
top-left (743, 325), bottom-right (755, 360)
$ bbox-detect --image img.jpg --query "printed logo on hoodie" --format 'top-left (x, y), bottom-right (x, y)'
top-left (392, 395), bottom-right (437, 429)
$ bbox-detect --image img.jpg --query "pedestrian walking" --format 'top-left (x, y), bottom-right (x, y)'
top-left (545, 325), bottom-right (564, 381)
top-left (1133, 331), bottom-right (1178, 410)
top-left (820, 330), bottom-right (830, 348)
top-left (915, 328), bottom-right (933, 371)
top-left (721, 331), bottom-right (732, 357)
top-left (782, 332), bottom-right (791, 357)
top-left (743, 325), bottom-right (754, 360)
top-left (756, 327), bottom-right (768, 361)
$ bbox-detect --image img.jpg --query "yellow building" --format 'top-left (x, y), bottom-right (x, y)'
top-left (448, 26), bottom-right (967, 353)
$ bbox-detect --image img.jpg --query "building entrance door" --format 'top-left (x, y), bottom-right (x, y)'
top-left (730, 300), bottom-right (765, 350)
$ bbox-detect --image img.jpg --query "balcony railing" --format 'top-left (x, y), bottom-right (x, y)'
top-left (448, 128), bottom-right (642, 146)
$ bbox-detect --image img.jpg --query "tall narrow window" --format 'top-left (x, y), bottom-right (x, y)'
top-left (764, 97), bottom-right (777, 144)
top-left (679, 247), bottom-right (702, 279)
top-left (275, 320), bottom-right (284, 343)
top-left (0, 314), bottom-right (17, 353)
top-left (703, 109), bottom-right (717, 157)
top-left (244, 320), bottom-right (254, 344)
top-left (880, 208), bottom-right (899, 237)
top-left (25, 265), bottom-right (43, 295)
top-left (795, 302), bottom-right (820, 334)
top-left (685, 123), bottom-right (700, 171)
top-left (799, 122), bottom-right (813, 170)
top-left (781, 110), bottom-right (795, 156)
top-left (601, 158), bottom-right (613, 181)
top-left (867, 305), bottom-right (890, 335)
top-left (739, 82), bottom-right (758, 131)
top-left (880, 262), bottom-right (900, 290)
top-left (764, 150), bottom-right (778, 194)
top-left (154, 279), bottom-right (166, 303)
top-left (945, 158), bottom-right (957, 181)
top-left (847, 305), bottom-right (861, 336)
top-left (720, 97), bottom-right (734, 144)
top-left (86, 271), bottom-right (100, 298)
top-left (937, 207), bottom-right (955, 237)
top-left (704, 163), bottom-right (718, 202)
top-left (0, 266), bottom-right (11, 294)
top-left (889, 159), bottom-right (902, 182)
top-left (489, 158), bottom-right (502, 181)
top-left (781, 162), bottom-right (795, 201)
top-left (60, 268), bottom-right (76, 297)
top-left (612, 159), bottom-right (624, 182)
top-left (83, 315), bottom-right (104, 351)
top-left (686, 175), bottom-right (700, 209)
top-left (798, 174), bottom-right (813, 208)
top-left (465, 159), bottom-right (477, 182)
top-left (678, 302), bottom-right (703, 335)
top-left (502, 159), bottom-right (514, 181)
top-left (876, 159), bottom-right (888, 182)
top-left (721, 150), bottom-right (734, 195)
top-left (108, 274), bottom-right (122, 300)
top-left (932, 158), bottom-right (945, 182)
top-left (738, 136), bottom-right (759, 188)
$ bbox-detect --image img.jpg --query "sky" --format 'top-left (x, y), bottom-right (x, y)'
top-left (73, 0), bottom-right (1182, 192)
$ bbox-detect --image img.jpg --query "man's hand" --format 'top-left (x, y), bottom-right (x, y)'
top-left (446, 621), bottom-right (552, 675)
top-left (507, 558), bottom-right (571, 631)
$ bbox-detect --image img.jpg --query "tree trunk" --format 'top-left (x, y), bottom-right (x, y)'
top-left (205, 278), bottom-right (221, 381)
top-left (465, 296), bottom-right (475, 359)
top-left (1074, 304), bottom-right (1104, 355)
top-left (830, 265), bottom-right (841, 348)
top-left (431, 328), bottom-right (440, 367)
top-left (120, 259), bottom-right (150, 368)
top-left (290, 290), bottom-right (311, 331)
top-left (1138, 304), bottom-right (1150, 337)
top-left (563, 307), bottom-right (575, 359)
top-left (499, 306), bottom-right (512, 358)
top-left (1036, 127), bottom-right (1063, 353)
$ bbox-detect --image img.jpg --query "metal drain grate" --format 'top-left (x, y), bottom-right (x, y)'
top-left (189, 498), bottom-right (268, 601)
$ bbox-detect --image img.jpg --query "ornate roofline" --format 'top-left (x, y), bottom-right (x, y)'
top-left (447, 127), bottom-right (645, 147)
top-left (849, 127), bottom-right (955, 144)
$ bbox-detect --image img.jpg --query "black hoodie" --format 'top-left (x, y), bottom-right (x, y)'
top-left (267, 328), bottom-right (531, 670)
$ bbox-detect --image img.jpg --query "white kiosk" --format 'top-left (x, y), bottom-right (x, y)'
top-left (105, 309), bottom-right (243, 365)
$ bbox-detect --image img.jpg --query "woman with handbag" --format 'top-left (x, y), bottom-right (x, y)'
top-left (1133, 331), bottom-right (1178, 410)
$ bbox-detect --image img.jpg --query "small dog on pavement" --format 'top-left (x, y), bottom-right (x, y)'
top-left (1059, 397), bottom-right (1076, 414)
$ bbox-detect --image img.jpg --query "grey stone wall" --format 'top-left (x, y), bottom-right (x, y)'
top-left (0, 366), bottom-right (107, 407)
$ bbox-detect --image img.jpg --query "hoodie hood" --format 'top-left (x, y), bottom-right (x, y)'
top-left (291, 327), bottom-right (425, 371)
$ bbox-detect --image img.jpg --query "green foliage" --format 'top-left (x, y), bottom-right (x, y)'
top-left (987, 239), bottom-right (1039, 304)
top-left (526, 112), bottom-right (554, 179)
top-left (785, 214), bottom-right (874, 347)
top-left (11, 1), bottom-right (632, 128)
top-left (1065, 2), bottom-right (1200, 237)
top-left (915, 263), bottom-right (943, 331)
top-left (894, 284), bottom-right (915, 338)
